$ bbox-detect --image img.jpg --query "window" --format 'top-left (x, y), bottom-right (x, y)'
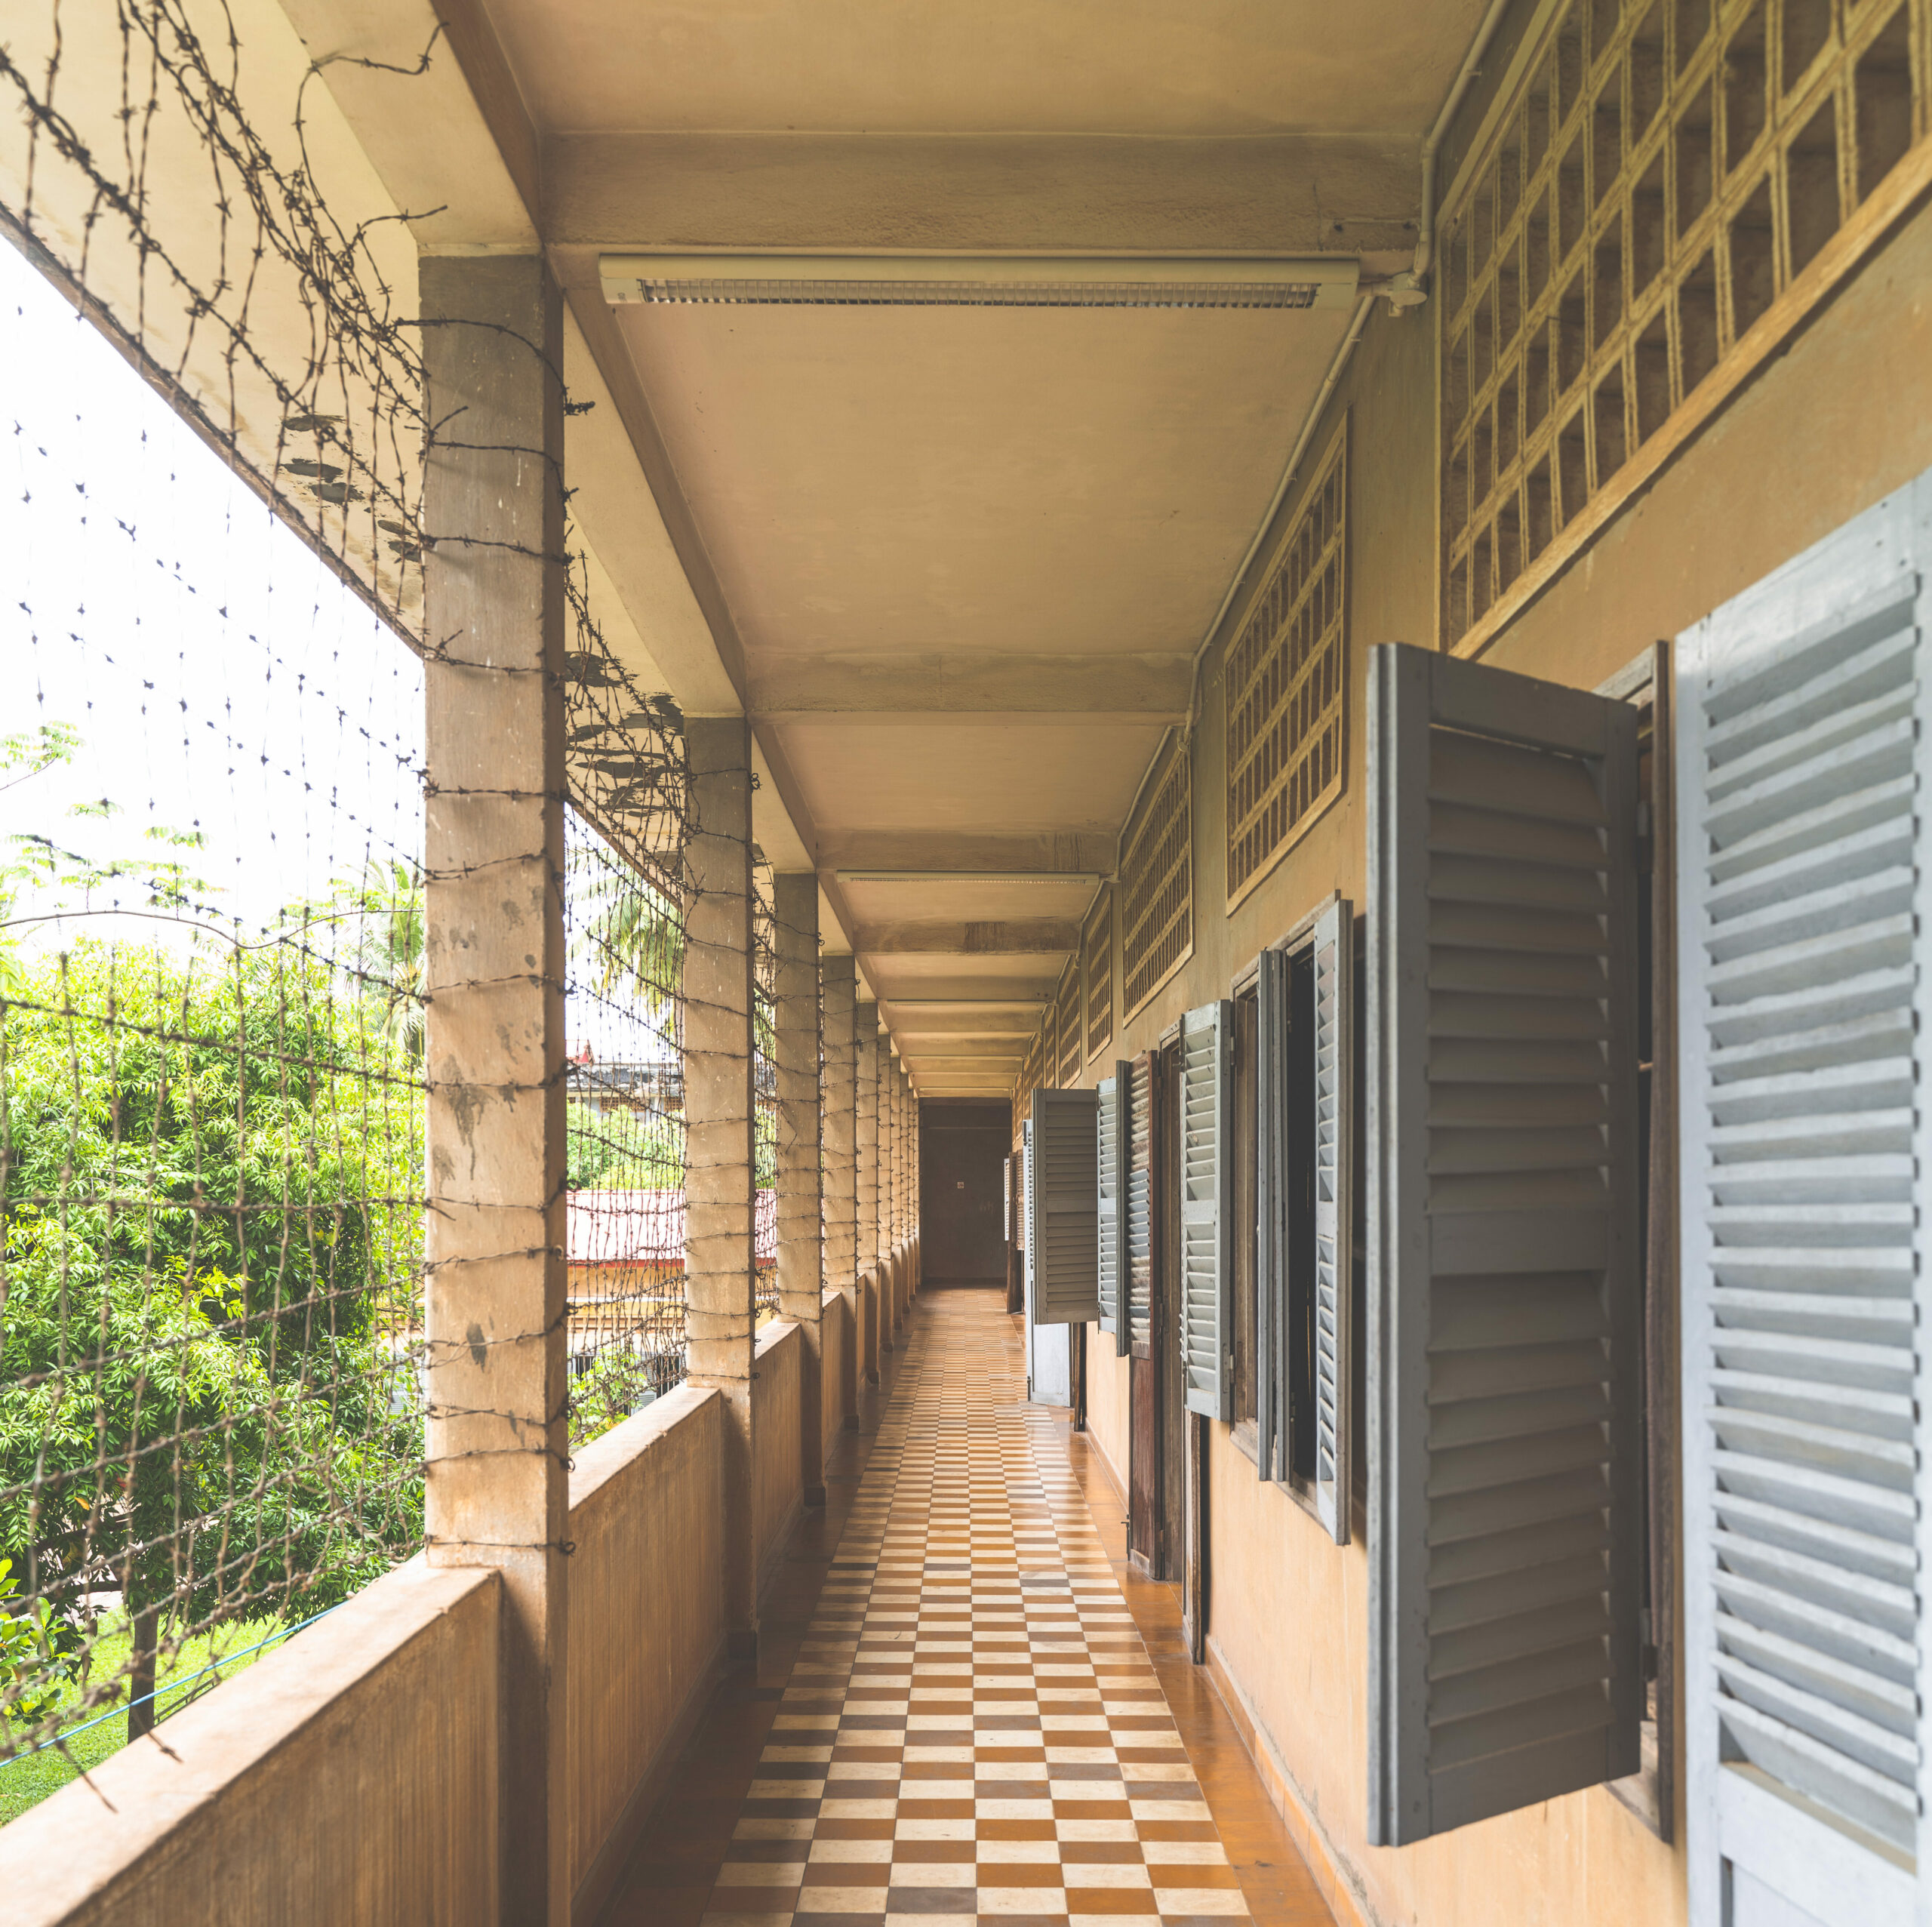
top-left (1226, 420), bottom-right (1349, 903)
top-left (1122, 736), bottom-right (1193, 1018)
top-left (1084, 885), bottom-right (1115, 1065)
top-left (1179, 1000), bottom-right (1232, 1419)
top-left (1243, 897), bottom-right (1356, 1544)
top-left (1367, 640), bottom-right (1644, 1845)
top-left (1054, 960), bottom-right (1082, 1089)
top-left (1440, 0), bottom-right (1931, 655)
top-left (1097, 1072), bottom-right (1125, 1339)
top-left (1027, 1087), bottom-right (1100, 1326)
top-left (1231, 988), bottom-right (1260, 1438)
top-left (1677, 471), bottom-right (1930, 1923)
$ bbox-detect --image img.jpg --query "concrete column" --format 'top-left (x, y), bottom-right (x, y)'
top-left (857, 1004), bottom-right (880, 1384)
top-left (421, 254), bottom-right (568, 1927)
top-left (821, 955), bottom-right (858, 1427)
top-left (876, 1028), bottom-right (894, 1347)
top-left (877, 1035), bottom-right (894, 1353)
top-left (773, 871), bottom-right (824, 1505)
top-left (684, 715), bottom-right (758, 1653)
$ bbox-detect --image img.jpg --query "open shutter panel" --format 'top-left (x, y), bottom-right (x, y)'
top-left (1097, 1077), bottom-right (1121, 1334)
top-left (1022, 1119), bottom-right (1035, 1313)
top-left (1256, 949), bottom-right (1288, 1484)
top-left (1127, 1053), bottom-right (1155, 1355)
top-left (1180, 1001), bottom-right (1233, 1421)
top-left (1031, 1088), bottom-right (1101, 1325)
top-left (1312, 897), bottom-right (1354, 1544)
top-left (1678, 479), bottom-right (1931, 1927)
top-left (1367, 640), bottom-right (1642, 1846)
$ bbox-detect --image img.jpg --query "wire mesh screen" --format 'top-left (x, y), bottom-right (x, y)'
top-left (561, 578), bottom-right (692, 1448)
top-left (0, 24), bottom-right (432, 1778)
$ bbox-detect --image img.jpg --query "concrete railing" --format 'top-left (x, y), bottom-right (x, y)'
top-left (0, 1560), bottom-right (503, 1925)
top-left (568, 1384), bottom-right (727, 1917)
top-left (0, 1260), bottom-right (921, 1926)
top-left (752, 1321), bottom-right (804, 1593)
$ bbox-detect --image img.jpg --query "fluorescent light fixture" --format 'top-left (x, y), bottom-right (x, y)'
top-left (600, 254), bottom-right (1359, 312)
top-left (880, 997), bottom-right (1051, 1007)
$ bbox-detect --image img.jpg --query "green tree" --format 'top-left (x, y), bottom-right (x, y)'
top-left (0, 939), bottom-right (424, 1741)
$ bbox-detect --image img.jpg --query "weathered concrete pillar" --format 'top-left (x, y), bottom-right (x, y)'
top-left (774, 871), bottom-right (824, 1505)
top-left (683, 715), bottom-right (758, 1654)
top-left (822, 955), bottom-right (859, 1427)
top-left (877, 1032), bottom-right (896, 1347)
top-left (857, 1003), bottom-right (880, 1384)
top-left (421, 254), bottom-right (568, 1927)
top-left (884, 1036), bottom-right (896, 1353)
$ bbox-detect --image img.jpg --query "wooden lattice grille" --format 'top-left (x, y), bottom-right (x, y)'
top-left (1121, 738), bottom-right (1193, 1019)
top-left (1226, 423), bottom-right (1349, 903)
top-left (1054, 962), bottom-right (1083, 1088)
top-left (1440, 0), bottom-right (1930, 651)
top-left (1084, 885), bottom-right (1115, 1064)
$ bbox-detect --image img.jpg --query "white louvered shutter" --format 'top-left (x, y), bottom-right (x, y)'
top-left (1031, 1088), bottom-right (1101, 1325)
top-left (1097, 1078), bottom-right (1119, 1334)
top-left (1312, 897), bottom-right (1354, 1544)
top-left (1678, 479), bottom-right (1932, 1927)
top-left (1127, 1054), bottom-right (1155, 1353)
top-left (1180, 1001), bottom-right (1232, 1421)
top-left (1022, 1118), bottom-right (1035, 1313)
top-left (1367, 641), bottom-right (1643, 1845)
top-left (1257, 949), bottom-right (1287, 1484)
top-left (1097, 1073), bottom-right (1128, 1338)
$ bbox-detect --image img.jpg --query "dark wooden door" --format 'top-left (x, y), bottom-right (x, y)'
top-left (1129, 1353), bottom-right (1158, 1572)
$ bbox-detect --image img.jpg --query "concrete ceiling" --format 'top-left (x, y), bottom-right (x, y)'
top-left (290, 0), bottom-right (1485, 1094)
top-left (479, 0), bottom-right (1487, 140)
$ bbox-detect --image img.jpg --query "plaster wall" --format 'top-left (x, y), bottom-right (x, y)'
top-left (0, 1560), bottom-right (500, 1927)
top-left (1077, 187), bottom-right (1932, 1927)
top-left (567, 1383), bottom-right (727, 1902)
top-left (753, 1319), bottom-right (806, 1590)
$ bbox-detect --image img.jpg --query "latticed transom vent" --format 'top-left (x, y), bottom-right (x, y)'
top-left (1084, 885), bottom-right (1115, 1064)
top-left (1121, 738), bottom-right (1194, 1018)
top-left (1054, 962), bottom-right (1083, 1088)
top-left (1226, 423), bottom-right (1349, 903)
top-left (1439, 0), bottom-right (1929, 651)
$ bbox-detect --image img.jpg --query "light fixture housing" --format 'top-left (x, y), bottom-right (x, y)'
top-left (600, 254), bottom-right (1359, 312)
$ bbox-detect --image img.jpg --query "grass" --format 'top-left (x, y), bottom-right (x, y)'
top-left (1, 1611), bottom-right (288, 1827)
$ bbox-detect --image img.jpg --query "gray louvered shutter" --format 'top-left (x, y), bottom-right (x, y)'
top-left (1312, 897), bottom-right (1354, 1544)
top-left (1097, 1073), bottom-right (1127, 1336)
top-left (1031, 1088), bottom-right (1100, 1325)
top-left (1127, 1054), bottom-right (1154, 1353)
top-left (1367, 640), bottom-right (1642, 1845)
top-left (1257, 949), bottom-right (1288, 1483)
top-left (1022, 1118), bottom-right (1035, 1311)
top-left (1180, 1001), bottom-right (1232, 1421)
top-left (1678, 479), bottom-right (1931, 1927)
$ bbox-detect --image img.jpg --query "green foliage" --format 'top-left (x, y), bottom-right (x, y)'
top-left (566, 1098), bottom-right (682, 1189)
top-left (0, 938), bottom-right (424, 1717)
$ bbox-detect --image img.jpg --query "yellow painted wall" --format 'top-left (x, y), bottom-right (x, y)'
top-left (1075, 190), bottom-right (1932, 1927)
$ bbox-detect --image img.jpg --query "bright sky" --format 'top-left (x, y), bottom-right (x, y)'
top-left (0, 235), bottom-right (426, 962)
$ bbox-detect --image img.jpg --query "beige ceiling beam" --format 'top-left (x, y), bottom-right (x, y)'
top-left (545, 132), bottom-right (1420, 263)
top-left (820, 832), bottom-right (1115, 873)
top-left (279, 0), bottom-right (537, 247)
top-left (854, 921), bottom-right (1078, 956)
top-left (752, 652), bottom-right (1188, 716)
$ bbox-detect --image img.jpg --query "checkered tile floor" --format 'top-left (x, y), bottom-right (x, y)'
top-left (707, 1295), bottom-right (1254, 1926)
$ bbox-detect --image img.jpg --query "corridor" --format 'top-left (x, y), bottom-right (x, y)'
top-left (600, 1291), bottom-right (1337, 1926)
